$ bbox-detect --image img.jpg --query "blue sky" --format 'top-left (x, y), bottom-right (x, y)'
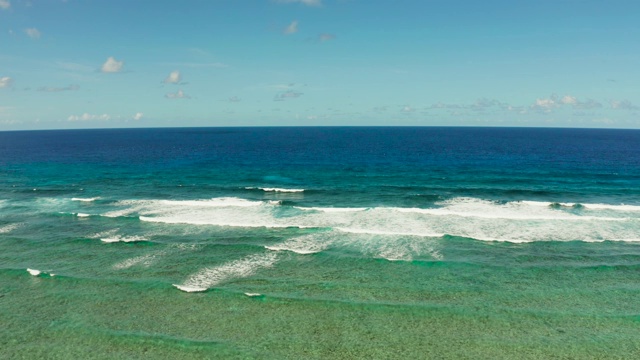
top-left (1, 0), bottom-right (639, 130)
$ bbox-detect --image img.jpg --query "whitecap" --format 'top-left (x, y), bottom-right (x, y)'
top-left (246, 187), bottom-right (305, 193)
top-left (173, 284), bottom-right (208, 293)
top-left (72, 197), bottom-right (100, 202)
top-left (101, 235), bottom-right (147, 243)
top-left (27, 268), bottom-right (41, 276)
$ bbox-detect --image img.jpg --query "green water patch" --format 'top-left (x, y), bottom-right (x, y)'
top-left (2, 272), bottom-right (640, 359)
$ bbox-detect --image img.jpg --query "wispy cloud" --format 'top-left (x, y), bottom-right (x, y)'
top-left (611, 100), bottom-right (639, 110)
top-left (318, 33), bottom-right (336, 42)
top-left (25, 28), bottom-right (41, 39)
top-left (531, 94), bottom-right (604, 112)
top-left (165, 89), bottom-right (190, 99)
top-left (426, 98), bottom-right (507, 112)
top-left (100, 56), bottom-right (124, 73)
top-left (37, 84), bottom-right (79, 92)
top-left (228, 96), bottom-right (241, 102)
top-left (133, 112), bottom-right (144, 120)
top-left (163, 70), bottom-right (182, 84)
top-left (284, 20), bottom-right (299, 34)
top-left (275, 0), bottom-right (322, 7)
top-left (0, 76), bottom-right (13, 88)
top-left (0, 0), bottom-right (10, 10)
top-left (68, 113), bottom-right (111, 122)
top-left (573, 98), bottom-right (602, 110)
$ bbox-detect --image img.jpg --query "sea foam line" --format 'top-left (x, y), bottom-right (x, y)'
top-left (336, 227), bottom-right (445, 238)
top-left (295, 206), bottom-right (368, 213)
top-left (520, 200), bottom-right (640, 211)
top-left (173, 252), bottom-right (278, 292)
top-left (264, 233), bottom-right (332, 254)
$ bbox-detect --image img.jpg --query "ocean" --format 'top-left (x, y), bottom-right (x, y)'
top-left (1, 127), bottom-right (640, 359)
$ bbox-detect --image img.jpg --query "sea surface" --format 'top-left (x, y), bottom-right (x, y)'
top-left (1, 127), bottom-right (640, 359)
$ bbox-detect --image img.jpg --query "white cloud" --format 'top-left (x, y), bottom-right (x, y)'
top-left (284, 20), bottom-right (299, 34)
top-left (165, 89), bottom-right (190, 99)
top-left (560, 95), bottom-right (577, 105)
top-left (534, 98), bottom-right (557, 109)
top-left (25, 28), bottom-right (41, 39)
top-left (101, 56), bottom-right (124, 73)
top-left (228, 96), bottom-right (241, 102)
top-left (163, 70), bottom-right (181, 84)
top-left (133, 112), bottom-right (144, 120)
top-left (0, 76), bottom-right (13, 88)
top-left (68, 113), bottom-right (111, 122)
top-left (275, 0), bottom-right (322, 6)
top-left (0, 0), bottom-right (10, 10)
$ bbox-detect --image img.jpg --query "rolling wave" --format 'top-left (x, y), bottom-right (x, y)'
top-left (59, 196), bottom-right (640, 243)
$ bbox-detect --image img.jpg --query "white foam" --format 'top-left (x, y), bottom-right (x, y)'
top-left (247, 187), bottom-right (305, 193)
top-left (112, 243), bottom-right (196, 270)
top-left (265, 246), bottom-right (320, 254)
top-left (76, 213), bottom-right (91, 218)
top-left (521, 200), bottom-right (640, 212)
top-left (27, 268), bottom-right (41, 276)
top-left (100, 235), bottom-right (147, 243)
top-left (173, 285), bottom-right (208, 293)
top-left (140, 216), bottom-right (302, 228)
top-left (0, 223), bottom-right (21, 234)
top-left (244, 292), bottom-right (262, 297)
top-left (97, 196), bottom-right (640, 243)
top-left (295, 206), bottom-right (368, 213)
top-left (112, 252), bottom-right (159, 270)
top-left (72, 197), bottom-right (100, 202)
top-left (392, 200), bottom-right (625, 221)
top-left (264, 233), bottom-right (331, 254)
top-left (89, 229), bottom-right (120, 239)
top-left (261, 187), bottom-right (305, 193)
top-left (336, 227), bottom-right (445, 238)
top-left (175, 252), bottom-right (278, 292)
top-left (157, 197), bottom-right (264, 207)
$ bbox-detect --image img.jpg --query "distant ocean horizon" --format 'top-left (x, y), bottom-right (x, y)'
top-left (2, 126), bottom-right (640, 358)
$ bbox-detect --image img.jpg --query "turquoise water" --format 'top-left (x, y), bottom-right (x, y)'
top-left (1, 127), bottom-right (640, 358)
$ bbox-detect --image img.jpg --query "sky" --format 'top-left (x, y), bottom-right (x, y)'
top-left (1, 0), bottom-right (639, 130)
